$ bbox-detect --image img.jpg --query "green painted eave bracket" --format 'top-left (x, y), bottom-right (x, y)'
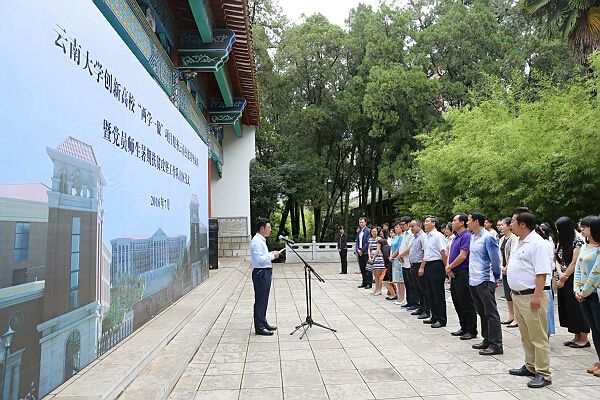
top-left (211, 157), bottom-right (223, 177)
top-left (233, 120), bottom-right (242, 137)
top-left (188, 0), bottom-right (213, 43)
top-left (208, 98), bottom-right (246, 136)
top-left (214, 67), bottom-right (234, 107)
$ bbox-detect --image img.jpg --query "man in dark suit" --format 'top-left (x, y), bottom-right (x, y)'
top-left (355, 217), bottom-right (372, 289)
top-left (338, 225), bottom-right (348, 274)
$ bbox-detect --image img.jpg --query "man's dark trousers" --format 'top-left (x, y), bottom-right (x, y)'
top-left (450, 269), bottom-right (477, 334)
top-left (340, 249), bottom-right (348, 273)
top-left (470, 281), bottom-right (502, 348)
top-left (252, 268), bottom-right (272, 330)
top-left (403, 266), bottom-right (418, 306)
top-left (410, 262), bottom-right (429, 312)
top-left (425, 260), bottom-right (447, 324)
top-left (358, 254), bottom-right (372, 286)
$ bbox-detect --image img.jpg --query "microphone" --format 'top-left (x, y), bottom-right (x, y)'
top-left (278, 235), bottom-right (295, 244)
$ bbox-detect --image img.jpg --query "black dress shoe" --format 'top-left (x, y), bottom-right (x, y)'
top-left (385, 295), bottom-right (398, 300)
top-left (431, 322), bottom-right (446, 328)
top-left (422, 319), bottom-right (435, 324)
top-left (479, 346), bottom-right (503, 355)
top-left (451, 329), bottom-right (466, 336)
top-left (563, 340), bottom-right (574, 346)
top-left (410, 309), bottom-right (423, 315)
top-left (417, 312), bottom-right (431, 320)
top-left (265, 324), bottom-right (277, 331)
top-left (569, 341), bottom-right (591, 348)
top-left (509, 365), bottom-right (536, 377)
top-left (358, 284), bottom-right (366, 288)
top-left (255, 328), bottom-right (274, 336)
top-left (460, 332), bottom-right (477, 340)
top-left (472, 340), bottom-right (489, 350)
top-left (364, 285), bottom-right (372, 289)
top-left (527, 374), bottom-right (552, 388)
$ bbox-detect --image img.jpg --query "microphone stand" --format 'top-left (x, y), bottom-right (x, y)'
top-left (284, 238), bottom-right (336, 339)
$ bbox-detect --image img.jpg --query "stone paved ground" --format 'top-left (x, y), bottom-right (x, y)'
top-left (169, 261), bottom-right (600, 400)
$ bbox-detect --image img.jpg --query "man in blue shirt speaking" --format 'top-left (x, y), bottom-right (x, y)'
top-left (250, 218), bottom-right (281, 335)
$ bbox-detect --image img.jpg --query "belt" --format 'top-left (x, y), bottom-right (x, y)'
top-left (512, 286), bottom-right (550, 295)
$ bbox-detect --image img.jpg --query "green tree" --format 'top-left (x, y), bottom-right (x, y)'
top-left (412, 55), bottom-right (600, 221)
top-left (520, 0), bottom-right (600, 64)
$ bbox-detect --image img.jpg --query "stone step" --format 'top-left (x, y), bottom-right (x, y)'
top-left (117, 262), bottom-right (248, 399)
top-left (45, 258), bottom-right (248, 400)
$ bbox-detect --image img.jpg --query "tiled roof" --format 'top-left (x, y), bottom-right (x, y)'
top-left (56, 136), bottom-right (98, 165)
top-left (209, 0), bottom-right (259, 126)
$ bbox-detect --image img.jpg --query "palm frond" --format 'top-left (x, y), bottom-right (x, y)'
top-left (562, 9), bottom-right (581, 36)
top-left (567, 0), bottom-right (600, 11)
top-left (520, 0), bottom-right (553, 13)
top-left (587, 6), bottom-right (600, 34)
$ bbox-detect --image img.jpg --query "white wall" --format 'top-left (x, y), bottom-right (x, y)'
top-left (210, 124), bottom-right (256, 236)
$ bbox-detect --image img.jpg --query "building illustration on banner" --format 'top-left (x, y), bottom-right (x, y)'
top-left (0, 137), bottom-right (208, 398)
top-left (0, 0), bottom-right (258, 397)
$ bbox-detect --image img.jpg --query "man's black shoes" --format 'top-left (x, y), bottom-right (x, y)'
top-left (364, 285), bottom-right (372, 289)
top-left (451, 329), bottom-right (465, 336)
top-left (266, 324), bottom-right (277, 331)
top-left (358, 284), bottom-right (366, 288)
top-left (417, 312), bottom-right (431, 320)
top-left (509, 365), bottom-right (536, 377)
top-left (422, 319), bottom-right (435, 324)
top-left (472, 340), bottom-right (489, 350)
top-left (479, 346), bottom-right (503, 356)
top-left (255, 328), bottom-right (274, 336)
top-left (431, 322), bottom-right (446, 328)
top-left (527, 374), bottom-right (551, 388)
top-left (460, 332), bottom-right (477, 340)
top-left (410, 309), bottom-right (423, 315)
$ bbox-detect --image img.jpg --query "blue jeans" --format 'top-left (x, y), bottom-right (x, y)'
top-left (580, 293), bottom-right (600, 359)
top-left (252, 268), bottom-right (272, 331)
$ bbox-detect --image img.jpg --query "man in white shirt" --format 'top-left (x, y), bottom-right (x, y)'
top-left (250, 218), bottom-right (280, 336)
top-left (507, 207), bottom-right (552, 388)
top-left (419, 216), bottom-right (448, 328)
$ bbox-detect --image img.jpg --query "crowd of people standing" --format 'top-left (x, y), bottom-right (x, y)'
top-left (343, 208), bottom-right (600, 389)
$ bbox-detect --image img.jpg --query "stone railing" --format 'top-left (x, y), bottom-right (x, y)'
top-left (284, 239), bottom-right (356, 263)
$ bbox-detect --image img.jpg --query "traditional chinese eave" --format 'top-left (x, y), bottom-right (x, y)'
top-left (207, 0), bottom-right (259, 127)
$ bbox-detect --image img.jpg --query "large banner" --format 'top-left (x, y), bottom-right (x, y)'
top-left (0, 1), bottom-right (208, 398)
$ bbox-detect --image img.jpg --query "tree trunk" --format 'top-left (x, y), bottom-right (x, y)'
top-left (314, 206), bottom-right (321, 239)
top-left (277, 199), bottom-right (292, 238)
top-left (301, 204), bottom-right (307, 239)
top-left (289, 199), bottom-right (297, 239)
top-left (378, 186), bottom-right (383, 221)
top-left (292, 201), bottom-right (301, 239)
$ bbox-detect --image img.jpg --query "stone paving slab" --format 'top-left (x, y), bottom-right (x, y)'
top-left (169, 261), bottom-right (600, 400)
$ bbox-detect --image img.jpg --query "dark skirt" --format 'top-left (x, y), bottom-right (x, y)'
top-left (382, 244), bottom-right (392, 281)
top-left (557, 275), bottom-right (590, 334)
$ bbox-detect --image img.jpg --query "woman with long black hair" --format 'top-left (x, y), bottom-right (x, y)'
top-left (555, 216), bottom-right (590, 347)
top-left (574, 216), bottom-right (600, 376)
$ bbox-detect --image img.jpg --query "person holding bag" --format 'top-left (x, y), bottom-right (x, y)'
top-left (573, 215), bottom-right (600, 377)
